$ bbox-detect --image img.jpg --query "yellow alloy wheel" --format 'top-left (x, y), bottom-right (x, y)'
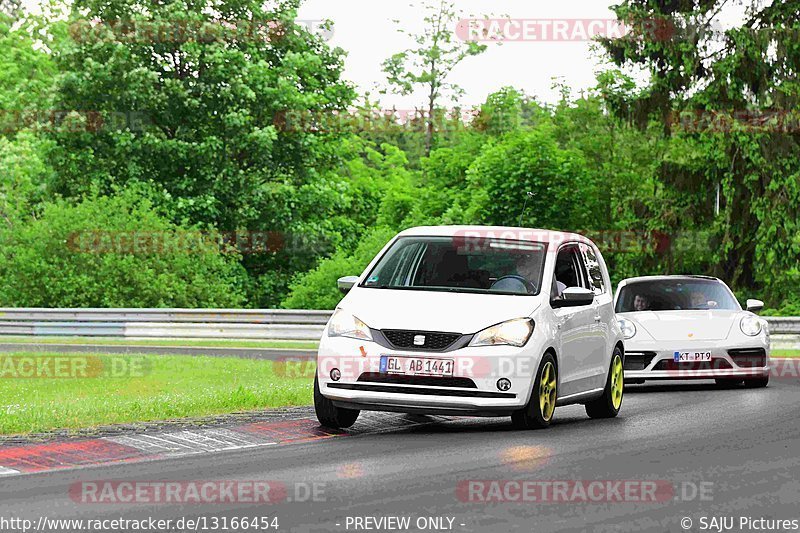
top-left (539, 361), bottom-right (557, 421)
top-left (610, 355), bottom-right (624, 410)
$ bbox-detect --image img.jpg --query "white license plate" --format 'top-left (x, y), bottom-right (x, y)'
top-left (674, 351), bottom-right (712, 362)
top-left (380, 355), bottom-right (454, 377)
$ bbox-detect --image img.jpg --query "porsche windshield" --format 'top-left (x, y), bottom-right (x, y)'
top-left (361, 236), bottom-right (547, 295)
top-left (616, 279), bottom-right (740, 312)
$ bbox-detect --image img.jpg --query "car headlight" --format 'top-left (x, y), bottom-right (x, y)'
top-left (619, 318), bottom-right (637, 339)
top-left (740, 315), bottom-right (763, 336)
top-left (469, 318), bottom-right (534, 348)
top-left (327, 309), bottom-right (373, 341)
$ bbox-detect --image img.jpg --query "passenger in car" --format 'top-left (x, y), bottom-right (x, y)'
top-left (690, 290), bottom-right (713, 309)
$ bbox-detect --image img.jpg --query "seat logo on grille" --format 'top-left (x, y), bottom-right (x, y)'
top-left (413, 335), bottom-right (426, 346)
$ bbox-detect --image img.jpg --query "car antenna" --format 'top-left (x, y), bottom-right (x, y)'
top-left (518, 191), bottom-right (534, 227)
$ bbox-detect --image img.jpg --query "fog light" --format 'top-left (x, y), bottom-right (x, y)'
top-left (497, 378), bottom-right (512, 391)
top-left (330, 368), bottom-right (341, 381)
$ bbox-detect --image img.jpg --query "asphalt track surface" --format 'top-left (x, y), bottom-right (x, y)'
top-left (1, 378), bottom-right (799, 533)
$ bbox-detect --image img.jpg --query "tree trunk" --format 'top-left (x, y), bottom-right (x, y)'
top-left (425, 84), bottom-right (435, 155)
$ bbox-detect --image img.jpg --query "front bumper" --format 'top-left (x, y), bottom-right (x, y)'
top-left (624, 337), bottom-right (770, 380)
top-left (316, 335), bottom-right (546, 415)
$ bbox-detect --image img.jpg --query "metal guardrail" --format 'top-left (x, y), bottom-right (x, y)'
top-left (0, 308), bottom-right (332, 323)
top-left (0, 308), bottom-right (333, 340)
top-left (0, 308), bottom-right (796, 342)
top-left (764, 317), bottom-right (800, 335)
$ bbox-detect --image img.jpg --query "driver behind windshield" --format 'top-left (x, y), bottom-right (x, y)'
top-left (633, 294), bottom-right (650, 311)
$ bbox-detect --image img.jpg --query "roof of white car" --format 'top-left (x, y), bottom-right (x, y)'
top-left (397, 225), bottom-right (586, 242)
top-left (619, 275), bottom-right (722, 285)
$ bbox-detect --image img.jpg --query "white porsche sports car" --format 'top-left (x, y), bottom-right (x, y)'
top-left (615, 275), bottom-right (770, 387)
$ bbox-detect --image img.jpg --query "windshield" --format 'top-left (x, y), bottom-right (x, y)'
top-left (616, 279), bottom-right (740, 312)
top-left (361, 236), bottom-right (547, 295)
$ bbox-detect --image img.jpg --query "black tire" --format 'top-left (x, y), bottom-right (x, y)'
top-left (743, 375), bottom-right (769, 388)
top-left (314, 376), bottom-right (359, 429)
top-left (715, 378), bottom-right (743, 388)
top-left (586, 346), bottom-right (624, 419)
top-left (511, 353), bottom-right (557, 430)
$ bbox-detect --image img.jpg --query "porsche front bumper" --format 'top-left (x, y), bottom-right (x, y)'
top-left (624, 337), bottom-right (770, 380)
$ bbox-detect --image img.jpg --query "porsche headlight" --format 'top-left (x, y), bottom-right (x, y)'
top-left (327, 309), bottom-right (373, 341)
top-left (469, 318), bottom-right (534, 348)
top-left (619, 318), bottom-right (637, 339)
top-left (740, 315), bottom-right (763, 336)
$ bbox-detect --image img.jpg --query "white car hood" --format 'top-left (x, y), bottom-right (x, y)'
top-left (340, 287), bottom-right (542, 334)
top-left (620, 310), bottom-right (738, 341)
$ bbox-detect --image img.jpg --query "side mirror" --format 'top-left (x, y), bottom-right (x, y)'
top-left (551, 287), bottom-right (595, 308)
top-left (746, 299), bottom-right (764, 313)
top-left (337, 275), bottom-right (360, 295)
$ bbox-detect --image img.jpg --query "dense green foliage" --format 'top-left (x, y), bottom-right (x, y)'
top-left (0, 190), bottom-right (248, 307)
top-left (598, 0), bottom-right (800, 313)
top-left (0, 11), bottom-right (57, 110)
top-left (0, 0), bottom-right (797, 313)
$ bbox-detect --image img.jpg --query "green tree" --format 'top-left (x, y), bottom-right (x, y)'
top-left (50, 0), bottom-right (354, 223)
top-left (0, 9), bottom-right (58, 111)
top-left (461, 125), bottom-right (599, 230)
top-left (600, 0), bottom-right (800, 307)
top-left (382, 0), bottom-right (487, 154)
top-left (46, 0), bottom-right (364, 305)
top-left (0, 0), bottom-right (20, 19)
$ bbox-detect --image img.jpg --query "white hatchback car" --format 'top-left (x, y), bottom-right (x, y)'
top-left (615, 275), bottom-right (770, 387)
top-left (314, 226), bottom-right (626, 430)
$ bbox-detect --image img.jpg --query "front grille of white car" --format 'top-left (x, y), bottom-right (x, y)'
top-left (382, 330), bottom-right (461, 351)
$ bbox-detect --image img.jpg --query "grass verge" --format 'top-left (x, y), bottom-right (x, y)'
top-left (773, 349), bottom-right (800, 358)
top-left (0, 336), bottom-right (319, 350)
top-left (0, 352), bottom-right (314, 435)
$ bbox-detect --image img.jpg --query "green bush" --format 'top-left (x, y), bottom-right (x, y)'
top-left (0, 191), bottom-right (248, 307)
top-left (281, 227), bottom-right (396, 310)
top-left (0, 133), bottom-right (53, 219)
top-left (462, 126), bottom-right (599, 229)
